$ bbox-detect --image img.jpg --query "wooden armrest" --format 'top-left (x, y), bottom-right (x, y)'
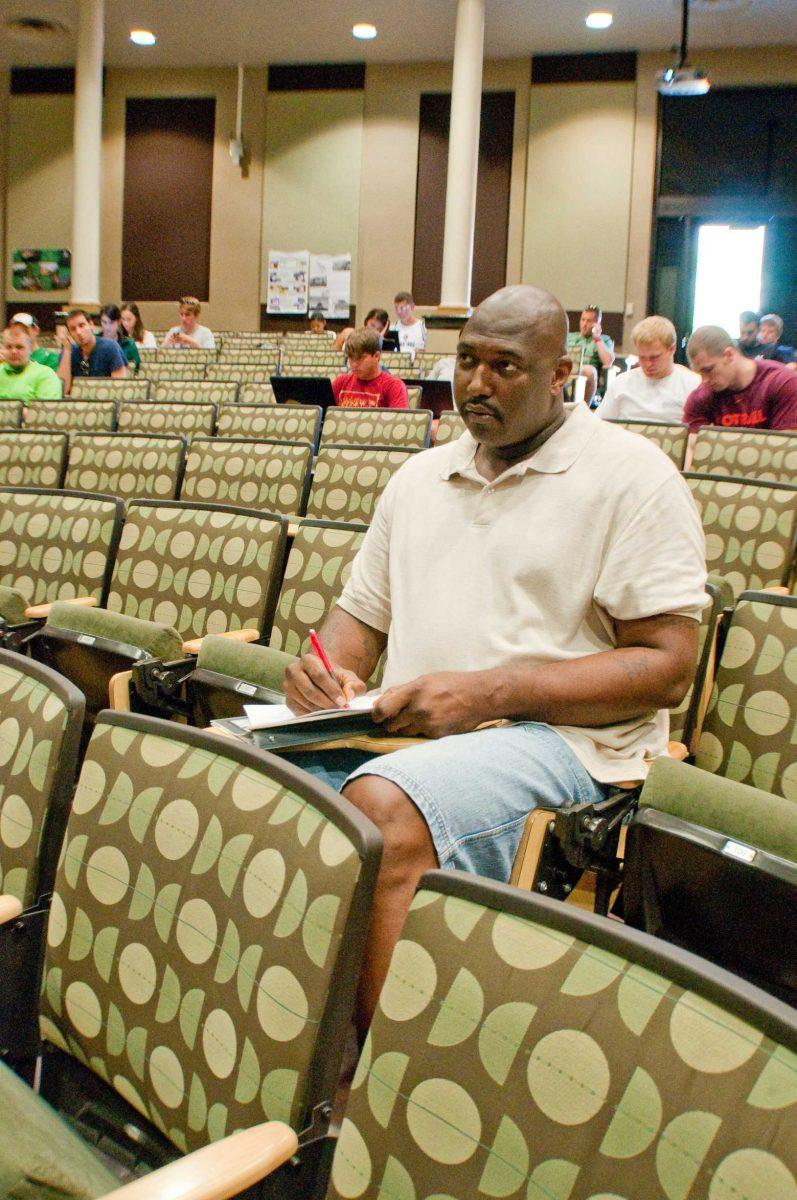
top-left (0, 895), bottom-right (23, 926)
top-left (24, 595), bottom-right (98, 620)
top-left (109, 670), bottom-right (133, 712)
top-left (98, 1121), bottom-right (298, 1200)
top-left (667, 740), bottom-right (689, 761)
top-left (181, 628), bottom-right (259, 656)
top-left (287, 520), bottom-right (300, 537)
top-left (764, 586), bottom-right (790, 595)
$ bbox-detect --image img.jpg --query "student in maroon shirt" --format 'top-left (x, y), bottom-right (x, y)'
top-left (684, 325), bottom-right (797, 432)
top-left (332, 327), bottom-right (409, 409)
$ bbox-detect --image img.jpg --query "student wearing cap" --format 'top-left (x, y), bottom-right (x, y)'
top-left (8, 313), bottom-right (60, 370)
top-left (0, 321), bottom-right (62, 400)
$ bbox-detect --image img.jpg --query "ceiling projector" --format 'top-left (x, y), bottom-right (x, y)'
top-left (656, 65), bottom-right (711, 95)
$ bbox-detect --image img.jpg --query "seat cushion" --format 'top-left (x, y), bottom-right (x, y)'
top-left (197, 633), bottom-right (295, 692)
top-left (0, 1059), bottom-right (119, 1200)
top-left (47, 602), bottom-right (183, 662)
top-left (0, 585), bottom-right (27, 624)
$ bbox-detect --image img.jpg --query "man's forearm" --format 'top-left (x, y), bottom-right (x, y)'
top-left (318, 606), bottom-right (387, 682)
top-left (57, 352), bottom-right (72, 395)
top-left (595, 339), bottom-right (614, 367)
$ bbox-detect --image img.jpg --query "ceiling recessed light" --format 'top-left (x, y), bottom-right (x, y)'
top-left (129, 29), bottom-right (156, 46)
top-left (585, 11), bottom-right (613, 28)
top-left (352, 22), bottom-right (377, 40)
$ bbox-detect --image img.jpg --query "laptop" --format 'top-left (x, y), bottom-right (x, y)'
top-left (271, 375), bottom-right (337, 409)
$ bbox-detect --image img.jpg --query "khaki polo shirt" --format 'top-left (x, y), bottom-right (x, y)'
top-left (338, 403), bottom-right (707, 783)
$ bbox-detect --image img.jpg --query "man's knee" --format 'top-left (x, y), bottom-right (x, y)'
top-left (343, 774), bottom-right (436, 863)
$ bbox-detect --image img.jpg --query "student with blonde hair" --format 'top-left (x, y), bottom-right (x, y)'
top-left (598, 314), bottom-right (699, 423)
top-left (162, 296), bottom-right (216, 349)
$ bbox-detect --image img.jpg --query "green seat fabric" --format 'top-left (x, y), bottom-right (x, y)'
top-left (117, 402), bottom-right (216, 438)
top-left (152, 381), bottom-right (238, 405)
top-left (693, 591), bottom-right (797, 798)
top-left (0, 584), bottom-right (27, 623)
top-left (70, 379), bottom-right (149, 402)
top-left (47, 601), bottom-right (183, 662)
top-left (156, 349), bottom-right (216, 364)
top-left (0, 400), bottom-right (23, 428)
top-left (38, 713), bottom-right (380, 1154)
top-left (691, 427), bottom-right (797, 482)
top-left (216, 403), bottom-right (320, 444)
top-left (320, 408), bottom-right (432, 449)
top-left (65, 434), bottom-right (185, 501)
top-left (434, 410), bottom-right (466, 445)
top-left (684, 472), bottom-right (797, 599)
top-left (0, 489), bottom-right (122, 609)
top-left (0, 1059), bottom-right (118, 1200)
top-left (237, 383), bottom-right (276, 405)
top-left (380, 351), bottom-right (414, 373)
top-left (306, 445), bottom-right (418, 524)
top-left (196, 633), bottom-right (295, 692)
top-left (639, 756), bottom-right (797, 861)
top-left (328, 871), bottom-right (797, 1200)
top-left (138, 364), bottom-right (207, 382)
top-left (669, 576), bottom-right (733, 749)
top-left (205, 365), bottom-right (272, 383)
top-left (23, 401), bottom-right (117, 432)
top-left (0, 650), bottom-right (83, 908)
top-left (180, 438), bottom-right (312, 516)
top-left (217, 352), bottom-right (279, 370)
top-left (607, 419), bottom-right (689, 468)
top-left (0, 432), bottom-right (67, 489)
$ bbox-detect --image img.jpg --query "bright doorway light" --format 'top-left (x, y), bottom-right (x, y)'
top-left (352, 22), bottom-right (377, 39)
top-left (129, 29), bottom-right (156, 45)
top-left (586, 12), bottom-right (613, 28)
top-left (692, 224), bottom-right (766, 335)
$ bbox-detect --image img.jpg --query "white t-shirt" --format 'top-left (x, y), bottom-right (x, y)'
top-left (339, 403), bottom-right (707, 784)
top-left (137, 331), bottom-right (157, 349)
top-left (163, 324), bottom-right (216, 349)
top-left (597, 363), bottom-right (700, 423)
top-left (392, 319), bottom-right (426, 353)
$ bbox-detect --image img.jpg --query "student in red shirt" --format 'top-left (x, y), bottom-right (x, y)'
top-left (684, 325), bottom-right (797, 432)
top-left (331, 327), bottom-right (409, 409)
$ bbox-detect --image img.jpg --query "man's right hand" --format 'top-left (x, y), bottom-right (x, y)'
top-left (284, 654), bottom-right (367, 714)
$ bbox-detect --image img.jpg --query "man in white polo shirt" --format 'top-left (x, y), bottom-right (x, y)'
top-left (598, 314), bottom-right (699, 424)
top-left (284, 284), bottom-right (707, 1030)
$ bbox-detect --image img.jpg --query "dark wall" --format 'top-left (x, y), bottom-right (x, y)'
top-left (122, 97), bottom-right (216, 302)
top-left (412, 91), bottom-right (515, 308)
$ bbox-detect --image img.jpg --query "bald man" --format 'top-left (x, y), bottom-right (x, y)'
top-left (285, 284), bottom-right (707, 1030)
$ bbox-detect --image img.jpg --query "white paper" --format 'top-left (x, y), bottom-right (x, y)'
top-left (267, 249), bottom-right (310, 315)
top-left (309, 252), bottom-right (352, 319)
top-left (244, 692), bottom-right (379, 730)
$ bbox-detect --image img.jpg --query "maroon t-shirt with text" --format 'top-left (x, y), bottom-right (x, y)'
top-left (331, 370), bottom-right (409, 409)
top-left (683, 359), bottom-right (797, 433)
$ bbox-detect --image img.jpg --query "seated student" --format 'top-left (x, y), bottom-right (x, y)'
top-left (685, 325), bottom-right (797, 431)
top-left (598, 315), bottom-right (699, 423)
top-left (6, 312), bottom-right (60, 370)
top-left (284, 283), bottom-right (706, 1031)
top-left (332, 307), bottom-right (390, 354)
top-left (392, 291), bottom-right (427, 354)
top-left (757, 312), bottom-right (797, 368)
top-left (56, 309), bottom-right (127, 395)
top-left (100, 304), bottom-right (140, 373)
top-left (566, 304), bottom-right (615, 404)
top-left (0, 321), bottom-right (61, 400)
top-left (162, 296), bottom-right (216, 349)
top-left (331, 328), bottom-right (409, 409)
top-left (309, 310), bottom-right (330, 336)
top-left (737, 310), bottom-right (763, 358)
top-left (120, 301), bottom-right (157, 348)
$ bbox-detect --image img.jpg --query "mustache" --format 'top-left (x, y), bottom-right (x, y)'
top-left (460, 398), bottom-right (502, 420)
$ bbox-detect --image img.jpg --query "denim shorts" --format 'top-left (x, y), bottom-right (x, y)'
top-left (283, 721), bottom-right (609, 883)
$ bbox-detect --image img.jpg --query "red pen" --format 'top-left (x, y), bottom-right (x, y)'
top-left (309, 628), bottom-right (349, 708)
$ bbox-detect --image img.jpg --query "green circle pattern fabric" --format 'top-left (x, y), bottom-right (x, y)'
top-left (328, 887), bottom-right (797, 1200)
top-left (181, 438), bottom-right (312, 516)
top-left (0, 432), bottom-right (67, 489)
top-left (434, 412), bottom-right (466, 446)
top-left (691, 430), bottom-right (797, 484)
top-left (321, 410), bottom-right (431, 449)
top-left (65, 435), bottom-right (184, 501)
top-left (306, 447), bottom-right (417, 524)
top-left (613, 422), bottom-right (689, 469)
top-left (23, 401), bottom-right (116, 432)
top-left (216, 403), bottom-right (317, 443)
top-left (70, 379), bottom-right (149, 402)
top-left (117, 402), bottom-right (216, 438)
top-left (153, 382), bottom-right (238, 406)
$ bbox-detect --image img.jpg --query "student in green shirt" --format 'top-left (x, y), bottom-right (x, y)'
top-left (100, 304), bottom-right (141, 373)
top-left (566, 304), bottom-right (615, 405)
top-left (9, 312), bottom-right (61, 370)
top-left (0, 322), bottom-right (62, 400)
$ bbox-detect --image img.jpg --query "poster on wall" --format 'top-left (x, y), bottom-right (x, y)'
top-left (266, 249), bottom-right (309, 314)
top-left (12, 248), bottom-right (72, 291)
top-left (309, 253), bottom-right (352, 319)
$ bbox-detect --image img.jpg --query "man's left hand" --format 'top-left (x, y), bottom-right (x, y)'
top-left (591, 322), bottom-right (603, 341)
top-left (373, 672), bottom-right (487, 738)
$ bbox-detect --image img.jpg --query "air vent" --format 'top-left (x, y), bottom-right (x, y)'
top-left (5, 15), bottom-right (70, 36)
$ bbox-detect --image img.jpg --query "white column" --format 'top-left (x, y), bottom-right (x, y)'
top-left (438, 0), bottom-right (485, 314)
top-left (70, 0), bottom-right (104, 306)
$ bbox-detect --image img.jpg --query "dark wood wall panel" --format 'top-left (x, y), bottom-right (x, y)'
top-left (412, 91), bottom-right (515, 308)
top-left (122, 97), bottom-right (215, 302)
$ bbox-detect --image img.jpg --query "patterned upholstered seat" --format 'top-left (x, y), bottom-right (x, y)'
top-left (23, 400), bottom-right (117, 432)
top-left (205, 364), bottom-right (273, 383)
top-left (0, 431), bottom-right (67, 489)
top-left (606, 418), bottom-right (689, 468)
top-left (216, 402), bottom-right (321, 447)
top-left (405, 385), bottom-right (423, 408)
top-left (0, 400), bottom-right (22, 428)
top-left (70, 379), bottom-right (150, 402)
top-left (152, 380), bottom-right (238, 405)
top-left (138, 364), bottom-right (207, 382)
top-left (237, 381), bottom-right (276, 405)
top-left (180, 437), bottom-right (313, 515)
top-left (380, 351), bottom-right (414, 373)
top-left (39, 500), bottom-right (287, 719)
top-left (669, 576), bottom-right (733, 751)
top-left (0, 649), bottom-right (84, 911)
top-left (218, 351), bottom-right (280, 370)
top-left (65, 434), bottom-right (185, 501)
top-left (434, 410), bottom-right (466, 445)
top-left (0, 488), bottom-right (123, 628)
top-left (305, 445), bottom-right (419, 524)
top-left (0, 711), bottom-right (379, 1194)
top-left (320, 407), bottom-right (432, 449)
top-left (684, 472), bottom-right (797, 598)
top-left (280, 360), bottom-right (340, 378)
top-left (692, 590), bottom-right (797, 798)
top-left (324, 870), bottom-right (797, 1200)
top-left (155, 348), bottom-right (217, 364)
top-left (690, 427), bottom-right (797, 482)
top-left (117, 401), bottom-right (217, 437)
top-left (413, 350), bottom-right (455, 376)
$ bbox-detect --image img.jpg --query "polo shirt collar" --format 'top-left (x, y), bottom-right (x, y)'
top-left (441, 402), bottom-right (597, 482)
